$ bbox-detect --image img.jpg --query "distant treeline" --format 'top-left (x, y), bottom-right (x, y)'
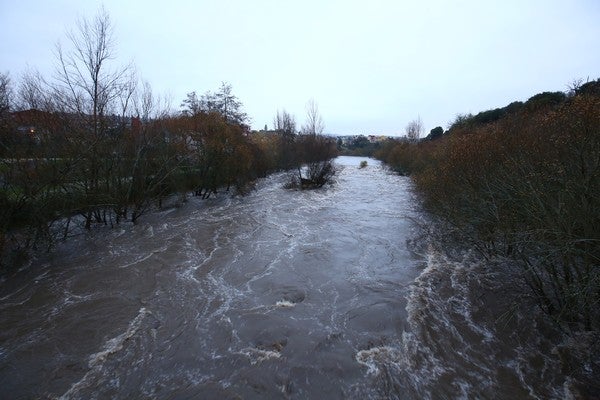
top-left (337, 135), bottom-right (382, 157)
top-left (376, 79), bottom-right (600, 333)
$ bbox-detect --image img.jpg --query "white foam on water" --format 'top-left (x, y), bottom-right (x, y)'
top-left (59, 307), bottom-right (150, 399)
top-left (117, 245), bottom-right (168, 268)
top-left (33, 270), bottom-right (50, 283)
top-left (355, 346), bottom-right (403, 375)
top-left (275, 300), bottom-right (296, 308)
top-left (0, 285), bottom-right (34, 306)
top-left (406, 244), bottom-right (496, 341)
top-left (144, 225), bottom-right (154, 238)
top-left (238, 347), bottom-right (282, 364)
top-left (401, 240), bottom-right (589, 398)
top-left (559, 377), bottom-right (584, 400)
top-left (49, 290), bottom-right (95, 318)
top-left (398, 244), bottom-right (492, 396)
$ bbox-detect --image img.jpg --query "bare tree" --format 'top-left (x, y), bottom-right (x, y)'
top-left (16, 68), bottom-right (51, 111)
top-left (302, 98), bottom-right (324, 136)
top-left (272, 109), bottom-right (297, 169)
top-left (117, 69), bottom-right (137, 119)
top-left (280, 100), bottom-right (336, 189)
top-left (50, 7), bottom-right (137, 229)
top-left (135, 80), bottom-right (155, 120)
top-left (405, 116), bottom-right (423, 142)
top-left (567, 78), bottom-right (584, 97)
top-left (273, 109), bottom-right (296, 136)
top-left (54, 6), bottom-right (132, 128)
top-left (0, 72), bottom-right (12, 116)
top-left (0, 72), bottom-right (12, 152)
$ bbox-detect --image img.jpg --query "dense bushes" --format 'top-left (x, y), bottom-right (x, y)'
top-left (377, 86), bottom-right (600, 332)
top-left (0, 109), bottom-right (336, 270)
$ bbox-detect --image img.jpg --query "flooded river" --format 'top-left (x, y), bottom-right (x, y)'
top-left (0, 156), bottom-right (588, 399)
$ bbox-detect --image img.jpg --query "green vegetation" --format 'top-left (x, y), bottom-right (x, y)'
top-left (359, 160), bottom-right (368, 168)
top-left (376, 80), bottom-right (600, 333)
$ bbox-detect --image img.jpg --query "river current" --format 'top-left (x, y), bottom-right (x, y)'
top-left (0, 156), bottom-right (588, 399)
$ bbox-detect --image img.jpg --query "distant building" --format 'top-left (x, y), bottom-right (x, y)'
top-left (367, 135), bottom-right (388, 143)
top-left (11, 109), bottom-right (62, 142)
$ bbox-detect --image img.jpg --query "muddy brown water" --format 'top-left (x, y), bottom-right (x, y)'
top-left (0, 156), bottom-right (582, 399)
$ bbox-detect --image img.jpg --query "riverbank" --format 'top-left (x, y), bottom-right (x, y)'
top-left (376, 86), bottom-right (600, 397)
top-left (0, 125), bottom-right (338, 274)
top-left (376, 87), bottom-right (600, 335)
top-left (408, 219), bottom-right (600, 398)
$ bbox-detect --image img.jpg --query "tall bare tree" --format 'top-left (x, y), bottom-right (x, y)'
top-left (54, 6), bottom-right (131, 130)
top-left (302, 98), bottom-right (324, 136)
top-left (51, 7), bottom-right (136, 228)
top-left (273, 109), bottom-right (296, 136)
top-left (117, 69), bottom-right (137, 120)
top-left (16, 68), bottom-right (51, 111)
top-left (272, 109), bottom-right (297, 169)
top-left (135, 81), bottom-right (172, 120)
top-left (135, 80), bottom-right (155, 120)
top-left (405, 116), bottom-right (423, 142)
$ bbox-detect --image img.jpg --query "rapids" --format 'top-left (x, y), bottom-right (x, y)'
top-left (0, 156), bottom-right (586, 399)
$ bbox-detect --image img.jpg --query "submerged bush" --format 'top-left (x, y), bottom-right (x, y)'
top-left (284, 134), bottom-right (338, 190)
top-left (285, 160), bottom-right (336, 190)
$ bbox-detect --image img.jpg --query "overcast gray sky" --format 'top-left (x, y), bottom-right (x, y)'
top-left (1, 0), bottom-right (599, 135)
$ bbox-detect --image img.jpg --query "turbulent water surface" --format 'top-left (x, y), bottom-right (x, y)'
top-left (0, 156), bottom-right (583, 399)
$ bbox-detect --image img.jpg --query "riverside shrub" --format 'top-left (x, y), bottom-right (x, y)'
top-left (378, 91), bottom-right (600, 332)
